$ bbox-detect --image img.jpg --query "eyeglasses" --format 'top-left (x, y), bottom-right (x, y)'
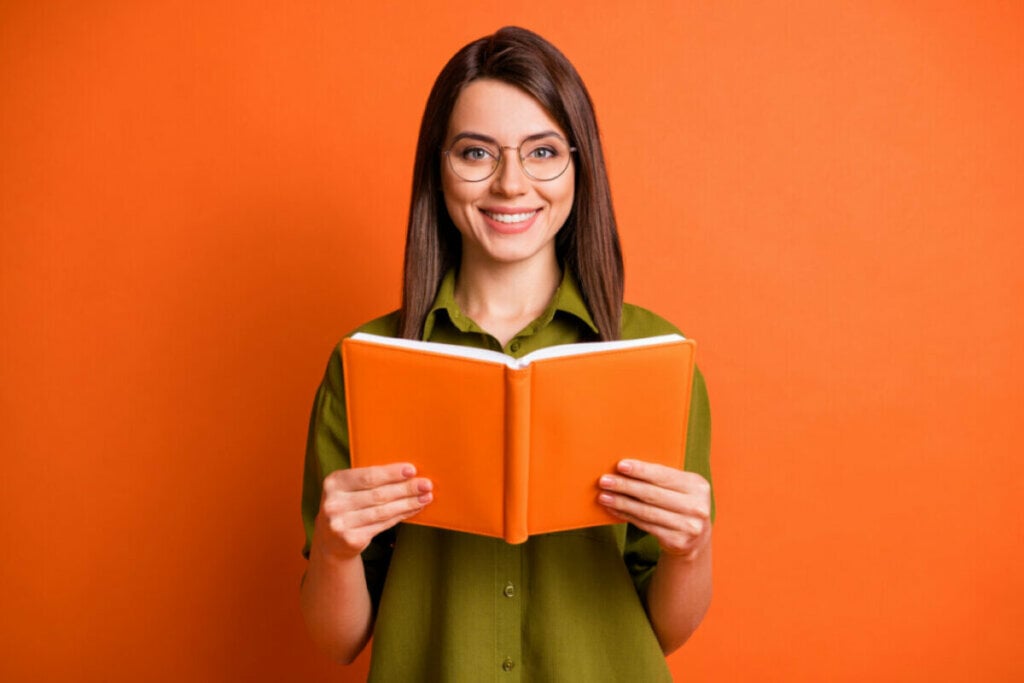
top-left (444, 134), bottom-right (576, 182)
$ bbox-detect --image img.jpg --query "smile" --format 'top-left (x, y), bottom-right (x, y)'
top-left (482, 210), bottom-right (538, 224)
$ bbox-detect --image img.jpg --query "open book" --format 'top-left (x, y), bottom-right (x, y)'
top-left (342, 332), bottom-right (696, 543)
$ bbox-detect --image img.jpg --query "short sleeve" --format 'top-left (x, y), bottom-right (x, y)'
top-left (300, 346), bottom-right (350, 558)
top-left (684, 365), bottom-right (714, 521)
top-left (300, 337), bottom-right (395, 610)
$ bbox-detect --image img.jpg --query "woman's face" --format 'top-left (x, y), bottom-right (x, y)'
top-left (441, 79), bottom-right (575, 270)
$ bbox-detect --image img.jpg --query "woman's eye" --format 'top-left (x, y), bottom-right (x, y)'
top-left (527, 146), bottom-right (558, 159)
top-left (460, 146), bottom-right (494, 162)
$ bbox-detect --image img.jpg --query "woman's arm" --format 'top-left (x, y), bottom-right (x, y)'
top-left (645, 525), bottom-right (712, 653)
top-left (598, 460), bottom-right (713, 654)
top-left (300, 463), bottom-right (433, 663)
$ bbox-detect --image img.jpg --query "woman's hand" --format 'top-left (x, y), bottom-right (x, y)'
top-left (597, 459), bottom-right (711, 559)
top-left (314, 463), bottom-right (433, 561)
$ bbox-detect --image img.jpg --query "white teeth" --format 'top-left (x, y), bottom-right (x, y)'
top-left (484, 210), bottom-right (537, 224)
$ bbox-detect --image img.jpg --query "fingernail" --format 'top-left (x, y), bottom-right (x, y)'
top-left (418, 479), bottom-right (433, 492)
top-left (618, 460), bottom-right (633, 473)
top-left (598, 493), bottom-right (614, 504)
top-left (599, 475), bottom-right (615, 488)
top-left (418, 492), bottom-right (433, 504)
top-left (402, 465), bottom-right (416, 478)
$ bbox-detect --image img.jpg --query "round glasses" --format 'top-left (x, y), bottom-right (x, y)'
top-left (444, 135), bottom-right (576, 182)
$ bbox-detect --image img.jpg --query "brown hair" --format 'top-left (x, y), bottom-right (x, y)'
top-left (397, 26), bottom-right (624, 341)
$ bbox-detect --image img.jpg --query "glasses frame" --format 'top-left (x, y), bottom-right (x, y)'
top-left (443, 135), bottom-right (577, 183)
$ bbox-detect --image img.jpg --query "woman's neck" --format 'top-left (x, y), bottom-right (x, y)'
top-left (454, 253), bottom-right (561, 347)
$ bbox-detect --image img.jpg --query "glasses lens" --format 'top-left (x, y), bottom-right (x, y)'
top-left (520, 137), bottom-right (572, 181)
top-left (448, 140), bottom-right (499, 181)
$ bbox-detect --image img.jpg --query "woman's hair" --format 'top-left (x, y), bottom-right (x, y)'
top-left (397, 26), bottom-right (624, 341)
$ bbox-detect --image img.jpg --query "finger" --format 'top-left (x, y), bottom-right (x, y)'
top-left (598, 490), bottom-right (705, 532)
top-left (613, 512), bottom-right (708, 558)
top-left (323, 476), bottom-right (432, 516)
top-left (321, 507), bottom-right (421, 560)
top-left (342, 491), bottom-right (434, 531)
top-left (344, 477), bottom-right (434, 512)
top-left (598, 474), bottom-right (710, 519)
top-left (616, 460), bottom-right (710, 495)
top-left (350, 511), bottom-right (422, 546)
top-left (317, 485), bottom-right (433, 559)
top-left (604, 507), bottom-right (694, 542)
top-left (599, 474), bottom-right (679, 510)
top-left (324, 462), bottom-right (418, 494)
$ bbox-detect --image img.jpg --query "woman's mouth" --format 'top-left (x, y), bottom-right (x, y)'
top-left (480, 208), bottom-right (541, 234)
top-left (482, 209), bottom-right (538, 223)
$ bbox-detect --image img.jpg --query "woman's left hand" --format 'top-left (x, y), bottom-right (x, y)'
top-left (597, 459), bottom-right (712, 560)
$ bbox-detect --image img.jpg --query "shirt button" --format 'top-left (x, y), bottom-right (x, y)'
top-left (503, 582), bottom-right (515, 598)
top-left (509, 341), bottom-right (520, 353)
top-left (502, 658), bottom-right (515, 672)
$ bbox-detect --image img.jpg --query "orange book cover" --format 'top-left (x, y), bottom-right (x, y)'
top-left (342, 333), bottom-right (696, 543)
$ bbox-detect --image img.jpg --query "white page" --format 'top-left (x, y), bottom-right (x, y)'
top-left (348, 332), bottom-right (686, 369)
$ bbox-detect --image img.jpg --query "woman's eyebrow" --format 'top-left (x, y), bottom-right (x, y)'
top-left (450, 132), bottom-right (498, 144)
top-left (449, 130), bottom-right (565, 144)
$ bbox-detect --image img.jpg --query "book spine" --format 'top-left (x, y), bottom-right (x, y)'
top-left (504, 365), bottom-right (531, 544)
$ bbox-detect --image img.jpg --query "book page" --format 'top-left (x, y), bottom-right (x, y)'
top-left (349, 331), bottom-right (686, 369)
top-left (516, 333), bottom-right (685, 365)
top-left (349, 332), bottom-right (513, 366)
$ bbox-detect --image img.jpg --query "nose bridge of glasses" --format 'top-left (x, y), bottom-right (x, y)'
top-left (493, 144), bottom-right (531, 183)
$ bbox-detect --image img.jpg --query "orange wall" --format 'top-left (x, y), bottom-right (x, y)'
top-left (2, 2), bottom-right (1022, 681)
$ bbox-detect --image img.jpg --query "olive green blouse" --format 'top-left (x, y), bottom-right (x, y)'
top-left (302, 269), bottom-right (713, 682)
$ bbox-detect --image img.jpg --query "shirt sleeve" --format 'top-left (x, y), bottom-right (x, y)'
top-left (300, 343), bottom-right (394, 611)
top-left (622, 363), bottom-right (713, 599)
top-left (684, 365), bottom-right (714, 520)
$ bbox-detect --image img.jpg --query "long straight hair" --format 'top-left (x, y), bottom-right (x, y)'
top-left (397, 26), bottom-right (624, 341)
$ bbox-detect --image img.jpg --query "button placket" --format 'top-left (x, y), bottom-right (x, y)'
top-left (495, 541), bottom-right (523, 679)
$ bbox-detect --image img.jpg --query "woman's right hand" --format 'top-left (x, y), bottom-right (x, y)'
top-left (314, 463), bottom-right (433, 560)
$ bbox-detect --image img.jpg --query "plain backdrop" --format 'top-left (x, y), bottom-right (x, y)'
top-left (2, 1), bottom-right (1022, 681)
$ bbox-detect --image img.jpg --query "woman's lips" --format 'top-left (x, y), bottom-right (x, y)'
top-left (480, 208), bottom-right (540, 234)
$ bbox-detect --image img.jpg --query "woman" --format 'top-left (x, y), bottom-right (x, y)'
top-left (301, 26), bottom-right (713, 681)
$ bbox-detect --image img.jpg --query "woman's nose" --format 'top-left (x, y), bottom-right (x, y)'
top-left (489, 148), bottom-right (529, 196)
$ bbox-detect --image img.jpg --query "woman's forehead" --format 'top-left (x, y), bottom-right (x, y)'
top-left (446, 79), bottom-right (565, 141)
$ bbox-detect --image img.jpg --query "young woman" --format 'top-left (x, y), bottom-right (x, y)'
top-left (300, 26), bottom-right (713, 681)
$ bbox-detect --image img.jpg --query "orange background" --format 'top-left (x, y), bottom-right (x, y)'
top-left (2, 2), bottom-right (1021, 681)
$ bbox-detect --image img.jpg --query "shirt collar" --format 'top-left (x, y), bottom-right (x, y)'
top-left (421, 267), bottom-right (599, 341)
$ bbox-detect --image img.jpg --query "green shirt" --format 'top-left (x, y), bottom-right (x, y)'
top-left (302, 269), bottom-right (713, 682)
